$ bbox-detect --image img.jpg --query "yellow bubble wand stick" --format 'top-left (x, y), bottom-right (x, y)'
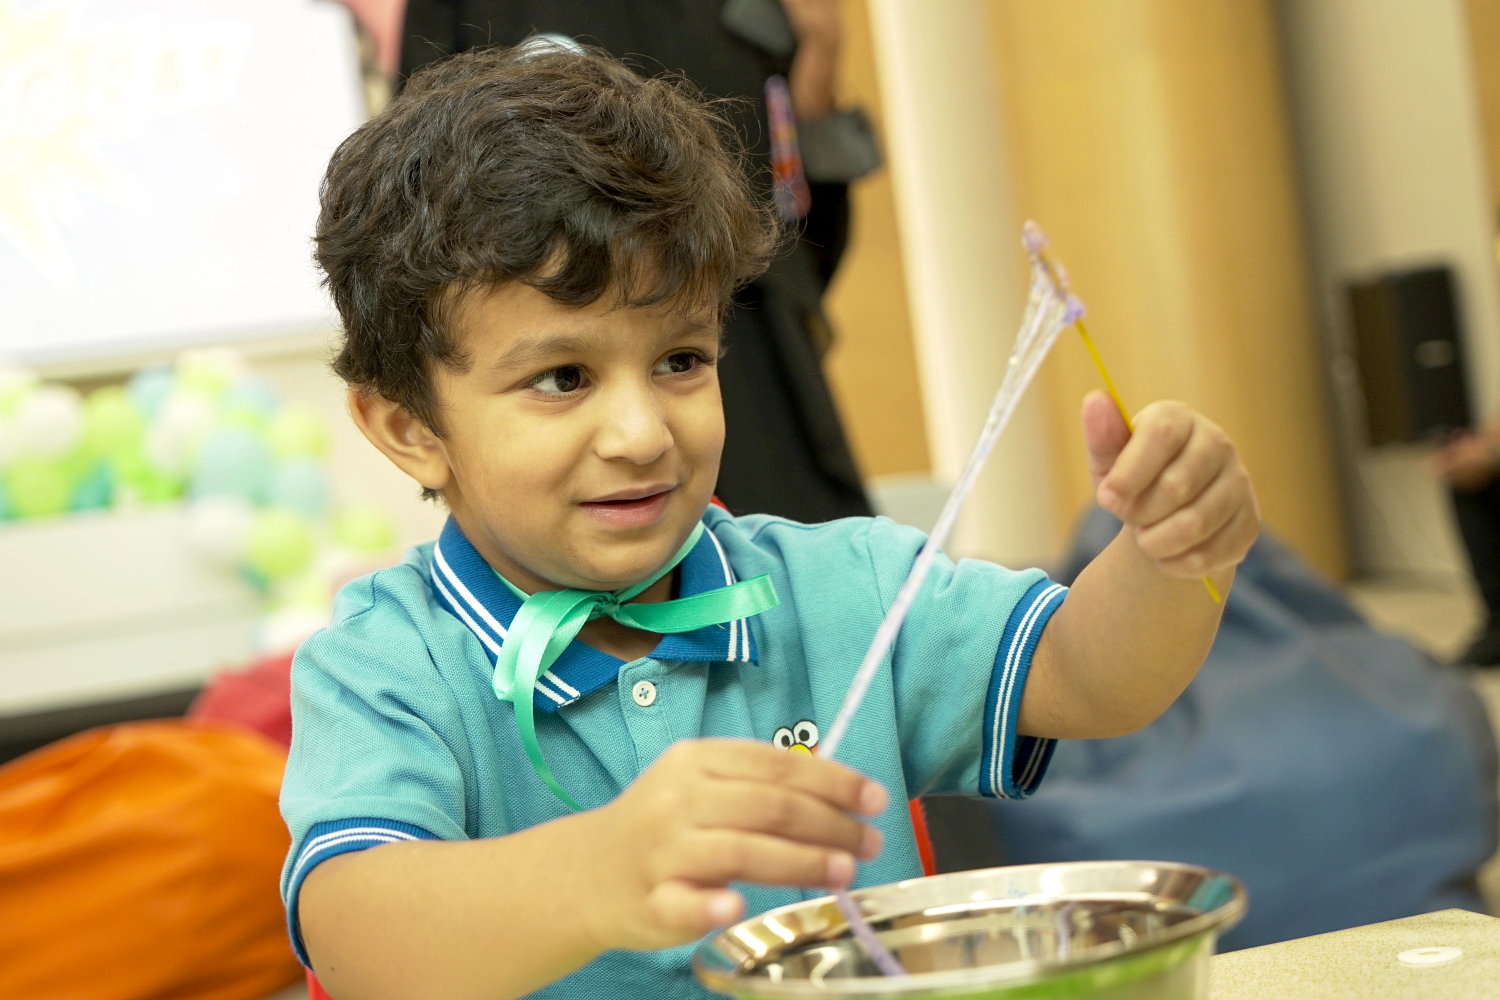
top-left (1022, 222), bottom-right (1222, 604)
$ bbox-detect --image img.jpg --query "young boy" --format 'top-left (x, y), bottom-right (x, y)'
top-left (282, 45), bottom-right (1259, 1000)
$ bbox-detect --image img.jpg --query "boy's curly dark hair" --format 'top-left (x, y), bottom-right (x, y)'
top-left (316, 42), bottom-right (780, 466)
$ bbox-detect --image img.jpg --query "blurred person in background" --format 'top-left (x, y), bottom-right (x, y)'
top-left (1435, 421), bottom-right (1500, 664)
top-left (395, 0), bottom-right (881, 523)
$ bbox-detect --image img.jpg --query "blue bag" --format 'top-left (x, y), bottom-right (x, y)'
top-left (989, 509), bottom-right (1498, 949)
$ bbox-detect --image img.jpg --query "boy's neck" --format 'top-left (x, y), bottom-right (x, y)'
top-left (574, 572), bottom-right (674, 662)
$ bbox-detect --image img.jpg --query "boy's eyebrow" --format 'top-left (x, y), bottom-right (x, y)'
top-left (489, 319), bottom-right (720, 373)
top-left (491, 333), bottom-right (599, 373)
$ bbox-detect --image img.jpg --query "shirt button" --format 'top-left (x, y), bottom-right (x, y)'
top-left (631, 680), bottom-right (657, 707)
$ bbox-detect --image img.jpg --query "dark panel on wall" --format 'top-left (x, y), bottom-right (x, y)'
top-left (1348, 266), bottom-right (1473, 445)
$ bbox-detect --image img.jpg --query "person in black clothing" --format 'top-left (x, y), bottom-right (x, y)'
top-left (398, 0), bottom-right (880, 523)
top-left (1435, 423), bottom-right (1500, 664)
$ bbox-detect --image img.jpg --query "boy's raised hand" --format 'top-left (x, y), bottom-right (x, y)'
top-left (1083, 391), bottom-right (1259, 580)
top-left (582, 739), bottom-right (887, 953)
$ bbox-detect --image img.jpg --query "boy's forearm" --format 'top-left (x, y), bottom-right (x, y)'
top-left (300, 811), bottom-right (608, 1000)
top-left (1019, 527), bottom-right (1229, 740)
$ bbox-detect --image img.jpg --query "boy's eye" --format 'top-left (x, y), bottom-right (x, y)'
top-left (530, 366), bottom-right (586, 394)
top-left (654, 351), bottom-right (703, 376)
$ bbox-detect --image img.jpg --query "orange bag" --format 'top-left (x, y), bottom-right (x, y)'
top-left (0, 720), bottom-right (302, 1000)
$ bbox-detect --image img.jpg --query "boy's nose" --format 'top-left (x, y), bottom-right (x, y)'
top-left (593, 381), bottom-right (673, 465)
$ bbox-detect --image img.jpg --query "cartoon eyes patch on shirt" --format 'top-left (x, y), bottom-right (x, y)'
top-left (773, 720), bottom-right (819, 755)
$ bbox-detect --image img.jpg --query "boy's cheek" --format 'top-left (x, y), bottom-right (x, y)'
top-left (678, 383), bottom-right (726, 463)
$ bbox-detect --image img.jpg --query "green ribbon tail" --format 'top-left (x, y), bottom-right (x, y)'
top-left (612, 575), bottom-right (780, 633)
top-left (507, 590), bottom-right (597, 811)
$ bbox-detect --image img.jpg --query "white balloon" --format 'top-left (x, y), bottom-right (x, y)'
top-left (145, 389), bottom-right (217, 475)
top-left (254, 606), bottom-right (331, 655)
top-left (185, 496), bottom-right (255, 567)
top-left (16, 385), bottom-right (84, 457)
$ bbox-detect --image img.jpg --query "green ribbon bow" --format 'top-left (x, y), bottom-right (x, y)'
top-left (493, 522), bottom-right (780, 810)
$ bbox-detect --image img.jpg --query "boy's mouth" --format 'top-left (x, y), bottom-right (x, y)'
top-left (580, 487), bottom-right (674, 528)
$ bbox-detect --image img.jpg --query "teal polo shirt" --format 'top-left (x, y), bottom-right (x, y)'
top-left (279, 506), bottom-right (1066, 998)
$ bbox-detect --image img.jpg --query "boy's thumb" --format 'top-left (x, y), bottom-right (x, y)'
top-left (1082, 390), bottom-right (1131, 487)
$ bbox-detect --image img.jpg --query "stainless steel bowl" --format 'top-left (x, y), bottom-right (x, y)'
top-left (694, 861), bottom-right (1246, 999)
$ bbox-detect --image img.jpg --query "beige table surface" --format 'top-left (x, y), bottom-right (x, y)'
top-left (1211, 908), bottom-right (1500, 998)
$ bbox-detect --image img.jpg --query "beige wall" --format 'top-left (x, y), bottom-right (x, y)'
top-left (1282, 0), bottom-right (1500, 580)
top-left (865, 0), bottom-right (1062, 565)
top-left (988, 0), bottom-right (1349, 578)
top-left (821, 0), bottom-right (930, 480)
top-left (1466, 0), bottom-right (1500, 227)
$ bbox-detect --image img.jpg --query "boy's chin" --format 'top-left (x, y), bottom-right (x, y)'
top-left (571, 510), bottom-right (705, 587)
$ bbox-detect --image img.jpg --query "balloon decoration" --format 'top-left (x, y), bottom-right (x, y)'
top-left (0, 351), bottom-right (400, 652)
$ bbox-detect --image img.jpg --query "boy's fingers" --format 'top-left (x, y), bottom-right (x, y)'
top-left (1119, 424), bottom-right (1228, 529)
top-left (693, 740), bottom-right (888, 816)
top-left (691, 781), bottom-right (881, 859)
top-left (667, 829), bottom-right (857, 889)
top-left (1097, 403), bottom-right (1194, 512)
top-left (1133, 465), bottom-right (1243, 561)
top-left (645, 881), bottom-right (744, 937)
top-left (1081, 390), bottom-right (1131, 486)
top-left (1154, 501), bottom-right (1259, 577)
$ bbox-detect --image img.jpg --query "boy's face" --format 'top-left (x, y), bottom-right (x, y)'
top-left (430, 282), bottom-right (725, 592)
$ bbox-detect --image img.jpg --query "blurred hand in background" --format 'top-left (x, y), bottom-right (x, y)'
top-left (783, 0), bottom-right (841, 120)
top-left (1433, 425), bottom-right (1500, 492)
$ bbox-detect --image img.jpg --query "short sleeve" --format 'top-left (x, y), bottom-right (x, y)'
top-left (865, 518), bottom-right (1065, 799)
top-left (278, 568), bottom-right (471, 966)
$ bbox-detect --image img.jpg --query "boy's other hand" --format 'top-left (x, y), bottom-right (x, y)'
top-left (581, 739), bottom-right (887, 953)
top-left (1082, 391), bottom-right (1259, 580)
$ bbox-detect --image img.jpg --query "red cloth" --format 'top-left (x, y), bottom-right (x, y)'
top-left (308, 971), bottom-right (335, 1000)
top-left (189, 651), bottom-right (295, 749)
top-left (909, 799), bottom-right (937, 877)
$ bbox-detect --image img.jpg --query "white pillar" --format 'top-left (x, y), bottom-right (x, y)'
top-left (865, 0), bottom-right (1057, 566)
top-left (1280, 0), bottom-right (1500, 578)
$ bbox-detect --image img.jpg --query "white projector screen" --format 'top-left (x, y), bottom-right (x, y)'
top-left (0, 0), bottom-right (365, 366)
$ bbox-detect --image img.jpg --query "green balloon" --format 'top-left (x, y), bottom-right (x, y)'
top-left (5, 456), bottom-right (74, 518)
top-left (84, 386), bottom-right (144, 459)
top-left (246, 508), bottom-right (314, 581)
top-left (266, 406), bottom-right (328, 458)
top-left (268, 407), bottom-right (330, 461)
top-left (278, 571), bottom-right (332, 610)
top-left (0, 371), bottom-right (36, 417)
top-left (331, 506), bottom-right (397, 553)
top-left (111, 443), bottom-right (182, 502)
top-left (176, 353), bottom-right (238, 398)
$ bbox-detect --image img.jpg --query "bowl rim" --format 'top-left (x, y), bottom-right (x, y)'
top-left (692, 859), bottom-right (1247, 998)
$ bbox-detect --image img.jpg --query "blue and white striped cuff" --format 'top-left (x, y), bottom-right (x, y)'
top-left (979, 579), bottom-right (1066, 799)
top-left (285, 818), bottom-right (440, 967)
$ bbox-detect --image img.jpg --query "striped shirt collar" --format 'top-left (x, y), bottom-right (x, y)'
top-left (428, 514), bottom-right (759, 713)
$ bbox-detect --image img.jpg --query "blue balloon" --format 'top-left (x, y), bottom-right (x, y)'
top-left (270, 457), bottom-right (329, 519)
top-left (192, 427), bottom-right (272, 505)
top-left (127, 365), bottom-right (176, 420)
top-left (69, 461), bottom-right (114, 511)
top-left (222, 377), bottom-right (281, 421)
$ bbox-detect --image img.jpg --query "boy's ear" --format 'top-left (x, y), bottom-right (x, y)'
top-left (347, 387), bottom-right (451, 493)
